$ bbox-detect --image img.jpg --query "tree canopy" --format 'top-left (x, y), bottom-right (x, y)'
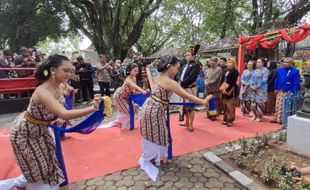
top-left (54, 0), bottom-right (162, 60)
top-left (0, 0), bottom-right (68, 51)
top-left (0, 0), bottom-right (309, 58)
top-left (137, 0), bottom-right (310, 56)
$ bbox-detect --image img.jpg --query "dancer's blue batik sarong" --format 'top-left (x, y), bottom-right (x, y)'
top-left (128, 94), bottom-right (198, 160)
top-left (51, 98), bottom-right (105, 189)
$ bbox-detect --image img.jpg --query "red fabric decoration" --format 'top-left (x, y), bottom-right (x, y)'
top-left (245, 34), bottom-right (264, 51)
top-left (260, 36), bottom-right (281, 49)
top-left (237, 24), bottom-right (310, 78)
top-left (239, 24), bottom-right (310, 50)
top-left (239, 36), bottom-right (250, 44)
top-left (0, 77), bottom-right (37, 94)
top-left (280, 28), bottom-right (310, 43)
top-left (237, 45), bottom-right (245, 86)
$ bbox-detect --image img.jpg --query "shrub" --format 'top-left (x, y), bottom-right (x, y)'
top-left (259, 156), bottom-right (282, 184)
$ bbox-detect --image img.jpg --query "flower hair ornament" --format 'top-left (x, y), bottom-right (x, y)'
top-left (41, 60), bottom-right (49, 77)
top-left (43, 70), bottom-right (49, 77)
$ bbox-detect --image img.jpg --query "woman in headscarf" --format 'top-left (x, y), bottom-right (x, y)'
top-left (265, 60), bottom-right (278, 115)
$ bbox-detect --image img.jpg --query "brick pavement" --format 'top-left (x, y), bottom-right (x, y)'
top-left (69, 150), bottom-right (244, 190)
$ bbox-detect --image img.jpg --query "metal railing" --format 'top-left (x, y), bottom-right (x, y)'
top-left (0, 67), bottom-right (37, 94)
top-left (282, 92), bottom-right (303, 128)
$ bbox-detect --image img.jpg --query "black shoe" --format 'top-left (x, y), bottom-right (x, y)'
top-left (279, 166), bottom-right (290, 175)
top-left (209, 117), bottom-right (217, 121)
top-left (279, 166), bottom-right (301, 177)
top-left (290, 168), bottom-right (301, 177)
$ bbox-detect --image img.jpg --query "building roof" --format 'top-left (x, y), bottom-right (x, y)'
top-left (200, 37), bottom-right (238, 54)
top-left (146, 48), bottom-right (174, 59)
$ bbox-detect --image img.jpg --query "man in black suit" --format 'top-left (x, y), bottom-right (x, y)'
top-left (179, 44), bottom-right (201, 132)
top-left (75, 56), bottom-right (95, 103)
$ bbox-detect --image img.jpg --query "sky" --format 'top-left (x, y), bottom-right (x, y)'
top-left (79, 35), bottom-right (92, 50)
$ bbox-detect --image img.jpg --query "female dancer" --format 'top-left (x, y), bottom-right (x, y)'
top-left (112, 63), bottom-right (149, 129)
top-left (239, 60), bottom-right (255, 116)
top-left (9, 54), bottom-right (101, 190)
top-left (250, 58), bottom-right (269, 122)
top-left (139, 56), bottom-right (209, 181)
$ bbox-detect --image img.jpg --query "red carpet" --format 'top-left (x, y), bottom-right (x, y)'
top-left (0, 109), bottom-right (281, 183)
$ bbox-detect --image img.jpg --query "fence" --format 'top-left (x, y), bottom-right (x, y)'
top-left (282, 92), bottom-right (303, 128)
top-left (0, 68), bottom-right (37, 94)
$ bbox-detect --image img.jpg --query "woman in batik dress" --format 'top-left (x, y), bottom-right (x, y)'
top-left (111, 63), bottom-right (149, 129)
top-left (239, 61), bottom-right (255, 116)
top-left (139, 56), bottom-right (209, 181)
top-left (8, 55), bottom-right (101, 190)
top-left (250, 58), bottom-right (269, 122)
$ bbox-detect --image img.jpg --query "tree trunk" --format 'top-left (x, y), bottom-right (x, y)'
top-left (284, 2), bottom-right (310, 26)
top-left (57, 0), bottom-right (162, 61)
top-left (251, 0), bottom-right (258, 34)
top-left (285, 43), bottom-right (295, 57)
top-left (220, 0), bottom-right (232, 39)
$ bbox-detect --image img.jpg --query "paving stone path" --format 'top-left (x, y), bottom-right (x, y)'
top-left (69, 150), bottom-right (244, 190)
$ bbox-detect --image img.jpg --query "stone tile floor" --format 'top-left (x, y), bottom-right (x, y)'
top-left (69, 150), bottom-right (244, 190)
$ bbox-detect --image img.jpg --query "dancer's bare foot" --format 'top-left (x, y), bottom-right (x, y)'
top-left (112, 122), bottom-right (122, 128)
top-left (179, 123), bottom-right (189, 126)
top-left (162, 157), bottom-right (168, 164)
top-left (15, 186), bottom-right (26, 190)
top-left (251, 117), bottom-right (256, 121)
top-left (61, 136), bottom-right (72, 140)
top-left (254, 118), bottom-right (262, 122)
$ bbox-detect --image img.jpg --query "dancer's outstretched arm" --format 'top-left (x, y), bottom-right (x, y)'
top-left (125, 78), bottom-right (149, 94)
top-left (35, 88), bottom-right (101, 120)
top-left (164, 79), bottom-right (209, 105)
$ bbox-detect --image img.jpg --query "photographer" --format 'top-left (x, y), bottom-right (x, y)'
top-left (97, 54), bottom-right (113, 96)
top-left (0, 50), bottom-right (10, 79)
top-left (76, 56), bottom-right (95, 103)
top-left (110, 59), bottom-right (122, 90)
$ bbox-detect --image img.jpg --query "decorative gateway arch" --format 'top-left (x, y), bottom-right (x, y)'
top-left (237, 24), bottom-right (310, 78)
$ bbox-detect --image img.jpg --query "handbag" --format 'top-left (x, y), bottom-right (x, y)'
top-left (220, 82), bottom-right (234, 96)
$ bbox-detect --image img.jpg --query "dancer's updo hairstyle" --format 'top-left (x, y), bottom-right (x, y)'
top-left (157, 55), bottom-right (179, 73)
top-left (35, 54), bottom-right (70, 83)
top-left (125, 63), bottom-right (138, 76)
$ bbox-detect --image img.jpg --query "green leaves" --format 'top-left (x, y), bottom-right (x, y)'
top-left (54, 0), bottom-right (163, 60)
top-left (0, 0), bottom-right (68, 51)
